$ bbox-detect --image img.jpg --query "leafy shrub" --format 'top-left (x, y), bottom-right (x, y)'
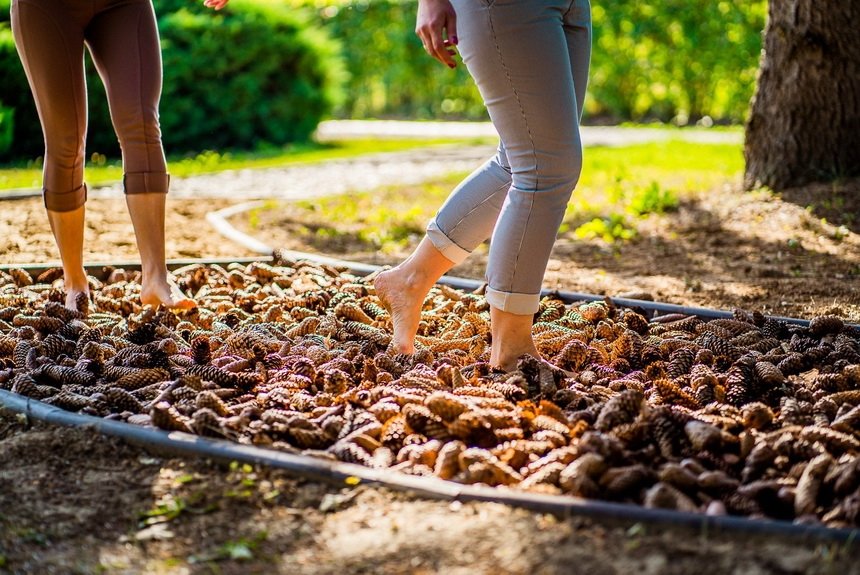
top-left (0, 102), bottom-right (12, 156)
top-left (0, 0), bottom-right (342, 160)
top-left (293, 0), bottom-right (486, 121)
top-left (627, 182), bottom-right (679, 216)
top-left (574, 214), bottom-right (637, 243)
top-left (588, 1), bottom-right (766, 123)
top-left (158, 1), bottom-right (343, 152)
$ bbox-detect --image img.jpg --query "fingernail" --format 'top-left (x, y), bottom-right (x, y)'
top-left (452, 35), bottom-right (459, 45)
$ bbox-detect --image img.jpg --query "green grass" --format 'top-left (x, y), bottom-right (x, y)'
top-left (254, 139), bottom-right (742, 252)
top-left (563, 140), bottom-right (743, 240)
top-left (0, 137), bottom-right (491, 192)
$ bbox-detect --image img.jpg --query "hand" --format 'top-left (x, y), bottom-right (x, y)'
top-left (203, 0), bottom-right (229, 10)
top-left (416, 0), bottom-right (459, 68)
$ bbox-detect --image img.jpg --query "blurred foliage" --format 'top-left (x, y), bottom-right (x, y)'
top-left (0, 0), bottom-right (342, 160)
top-left (0, 102), bottom-right (12, 155)
top-left (289, 0), bottom-right (766, 124)
top-left (290, 0), bottom-right (487, 120)
top-left (589, 1), bottom-right (766, 123)
top-left (0, 0), bottom-right (765, 162)
top-left (158, 1), bottom-right (343, 151)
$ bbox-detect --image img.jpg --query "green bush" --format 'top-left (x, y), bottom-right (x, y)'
top-left (588, 0), bottom-right (766, 123)
top-left (296, 0), bottom-right (486, 121)
top-left (0, 102), bottom-right (12, 155)
top-left (0, 0), bottom-right (342, 160)
top-left (293, 0), bottom-right (765, 124)
top-left (159, 1), bottom-right (342, 151)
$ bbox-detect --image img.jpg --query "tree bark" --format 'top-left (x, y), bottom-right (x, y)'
top-left (744, 0), bottom-right (860, 191)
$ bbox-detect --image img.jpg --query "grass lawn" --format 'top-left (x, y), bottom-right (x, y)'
top-left (244, 139), bottom-right (744, 252)
top-left (0, 137), bottom-right (490, 192)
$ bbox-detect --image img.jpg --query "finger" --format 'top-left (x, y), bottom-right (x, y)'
top-left (417, 30), bottom-right (436, 59)
top-left (419, 27), bottom-right (447, 67)
top-left (429, 27), bottom-right (456, 68)
top-left (447, 12), bottom-right (458, 46)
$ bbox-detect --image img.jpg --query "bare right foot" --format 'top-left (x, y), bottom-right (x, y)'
top-left (374, 268), bottom-right (427, 354)
top-left (490, 343), bottom-right (541, 373)
top-left (62, 269), bottom-right (90, 313)
top-left (140, 278), bottom-right (197, 310)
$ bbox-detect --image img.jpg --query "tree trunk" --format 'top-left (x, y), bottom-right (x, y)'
top-left (744, 0), bottom-right (860, 191)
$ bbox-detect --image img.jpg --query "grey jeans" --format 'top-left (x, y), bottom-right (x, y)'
top-left (426, 0), bottom-right (591, 314)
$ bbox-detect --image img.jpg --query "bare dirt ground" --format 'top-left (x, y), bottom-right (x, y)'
top-left (1, 174), bottom-right (859, 574)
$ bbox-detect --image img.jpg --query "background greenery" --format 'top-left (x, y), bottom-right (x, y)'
top-left (0, 0), bottom-right (765, 162)
top-left (293, 0), bottom-right (766, 123)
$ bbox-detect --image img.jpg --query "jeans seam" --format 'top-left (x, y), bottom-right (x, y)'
top-left (563, 0), bottom-right (576, 18)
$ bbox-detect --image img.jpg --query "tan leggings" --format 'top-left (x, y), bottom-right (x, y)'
top-left (11, 0), bottom-right (168, 212)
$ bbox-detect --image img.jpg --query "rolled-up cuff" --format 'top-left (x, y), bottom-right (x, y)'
top-left (426, 219), bottom-right (471, 265)
top-left (124, 172), bottom-right (170, 195)
top-left (44, 183), bottom-right (87, 212)
top-left (485, 286), bottom-right (540, 315)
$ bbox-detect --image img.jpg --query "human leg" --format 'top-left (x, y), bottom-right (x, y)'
top-left (459, 0), bottom-right (590, 315)
top-left (86, 0), bottom-right (193, 308)
top-left (11, 0), bottom-right (91, 309)
top-left (453, 0), bottom-right (591, 367)
top-left (376, 143), bottom-right (514, 353)
top-left (123, 193), bottom-right (195, 308)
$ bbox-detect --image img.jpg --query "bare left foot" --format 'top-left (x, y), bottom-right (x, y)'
top-left (374, 267), bottom-right (426, 354)
top-left (141, 280), bottom-right (196, 309)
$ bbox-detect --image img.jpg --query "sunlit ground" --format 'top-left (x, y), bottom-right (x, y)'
top-left (243, 140), bottom-right (744, 251)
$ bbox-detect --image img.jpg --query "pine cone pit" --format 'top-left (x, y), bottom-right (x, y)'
top-left (1, 260), bottom-right (859, 528)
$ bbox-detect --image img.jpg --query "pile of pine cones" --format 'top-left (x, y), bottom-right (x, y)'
top-left (1, 257), bottom-right (859, 528)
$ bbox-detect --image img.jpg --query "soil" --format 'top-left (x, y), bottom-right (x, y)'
top-left (1, 172), bottom-right (859, 574)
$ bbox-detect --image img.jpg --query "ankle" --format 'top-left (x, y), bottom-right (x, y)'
top-left (396, 264), bottom-right (435, 294)
top-left (63, 270), bottom-right (89, 292)
top-left (140, 267), bottom-right (169, 286)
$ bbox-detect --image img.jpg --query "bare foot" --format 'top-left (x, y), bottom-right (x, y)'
top-left (64, 287), bottom-right (90, 314)
top-left (374, 268), bottom-right (426, 354)
top-left (140, 279), bottom-right (196, 310)
top-left (491, 345), bottom-right (541, 373)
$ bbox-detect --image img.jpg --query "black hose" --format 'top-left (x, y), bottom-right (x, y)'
top-left (1, 389), bottom-right (858, 544)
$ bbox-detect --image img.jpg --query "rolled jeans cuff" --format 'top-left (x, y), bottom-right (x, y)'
top-left (44, 183), bottom-right (87, 212)
top-left (485, 286), bottom-right (540, 315)
top-left (426, 219), bottom-right (471, 265)
top-left (124, 172), bottom-right (170, 195)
